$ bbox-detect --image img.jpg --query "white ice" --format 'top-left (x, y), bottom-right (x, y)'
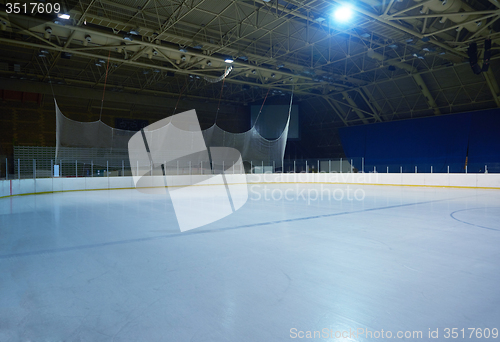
top-left (0, 183), bottom-right (499, 341)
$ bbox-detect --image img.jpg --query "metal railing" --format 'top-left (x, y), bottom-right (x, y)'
top-left (1, 156), bottom-right (496, 181)
top-left (0, 146), bottom-right (495, 180)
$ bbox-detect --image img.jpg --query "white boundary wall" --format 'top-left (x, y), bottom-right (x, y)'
top-left (1, 173), bottom-right (500, 198)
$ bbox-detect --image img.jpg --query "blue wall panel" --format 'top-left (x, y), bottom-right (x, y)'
top-left (468, 109), bottom-right (500, 172)
top-left (339, 112), bottom-right (474, 173)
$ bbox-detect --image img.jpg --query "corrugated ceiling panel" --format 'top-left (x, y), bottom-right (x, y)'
top-left (378, 81), bottom-right (402, 99)
top-left (419, 73), bottom-right (441, 92)
top-left (198, 0), bottom-right (234, 14)
top-left (394, 78), bottom-right (420, 96)
top-left (181, 9), bottom-right (217, 27)
top-left (455, 64), bottom-right (484, 85)
top-left (432, 68), bottom-right (460, 89)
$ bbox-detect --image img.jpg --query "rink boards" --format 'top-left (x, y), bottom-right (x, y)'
top-left (1, 172), bottom-right (500, 198)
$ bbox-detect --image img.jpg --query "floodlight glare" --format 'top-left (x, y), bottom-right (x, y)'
top-left (57, 13), bottom-right (70, 19)
top-left (224, 58), bottom-right (234, 63)
top-left (334, 6), bottom-right (353, 22)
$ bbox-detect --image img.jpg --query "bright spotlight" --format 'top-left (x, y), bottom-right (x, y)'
top-left (334, 6), bottom-right (353, 22)
top-left (224, 58), bottom-right (234, 63)
top-left (57, 13), bottom-right (71, 19)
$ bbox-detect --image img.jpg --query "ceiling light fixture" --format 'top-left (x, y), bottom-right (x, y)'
top-left (333, 6), bottom-right (353, 22)
top-left (224, 57), bottom-right (234, 63)
top-left (57, 13), bottom-right (70, 19)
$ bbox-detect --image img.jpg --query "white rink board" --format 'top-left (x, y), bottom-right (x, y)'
top-left (1, 173), bottom-right (500, 198)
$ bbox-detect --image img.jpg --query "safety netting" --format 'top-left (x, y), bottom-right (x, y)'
top-left (55, 99), bottom-right (290, 173)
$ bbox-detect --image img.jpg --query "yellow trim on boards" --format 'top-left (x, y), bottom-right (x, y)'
top-left (1, 179), bottom-right (499, 199)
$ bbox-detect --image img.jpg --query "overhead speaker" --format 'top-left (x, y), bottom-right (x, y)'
top-left (482, 39), bottom-right (491, 72)
top-left (467, 43), bottom-right (482, 75)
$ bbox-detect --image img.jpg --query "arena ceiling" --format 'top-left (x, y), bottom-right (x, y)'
top-left (0, 0), bottom-right (499, 128)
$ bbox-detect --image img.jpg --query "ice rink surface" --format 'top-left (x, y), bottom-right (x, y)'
top-left (1, 183), bottom-right (499, 341)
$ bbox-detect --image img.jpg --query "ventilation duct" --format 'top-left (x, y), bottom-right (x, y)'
top-left (413, 0), bottom-right (484, 32)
